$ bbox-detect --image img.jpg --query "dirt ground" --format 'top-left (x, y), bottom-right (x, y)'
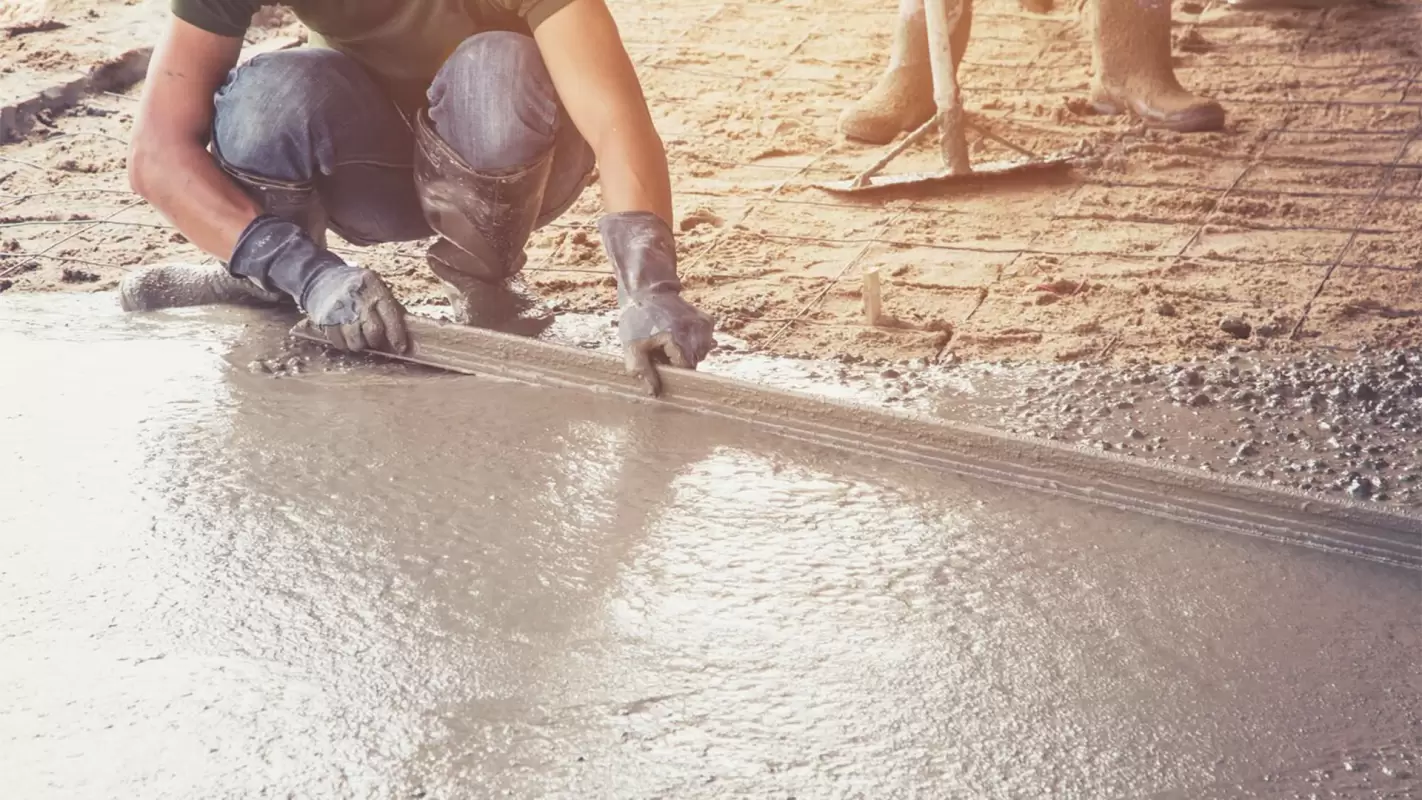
top-left (2, 0), bottom-right (1421, 365)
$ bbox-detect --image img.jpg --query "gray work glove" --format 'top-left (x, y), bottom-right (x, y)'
top-left (599, 211), bottom-right (716, 397)
top-left (230, 215), bottom-right (410, 354)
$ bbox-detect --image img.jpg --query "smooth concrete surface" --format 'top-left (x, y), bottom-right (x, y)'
top-left (2, 294), bottom-right (1420, 800)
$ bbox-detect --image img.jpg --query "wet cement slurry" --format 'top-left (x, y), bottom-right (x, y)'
top-left (3, 294), bottom-right (1421, 799)
top-left (447, 306), bottom-right (1422, 514)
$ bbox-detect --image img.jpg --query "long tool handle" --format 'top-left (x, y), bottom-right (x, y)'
top-left (922, 0), bottom-right (971, 175)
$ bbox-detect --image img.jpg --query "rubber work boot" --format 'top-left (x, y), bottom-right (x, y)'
top-left (411, 109), bottom-right (555, 335)
top-left (1089, 0), bottom-right (1225, 133)
top-left (118, 171), bottom-right (326, 312)
top-left (839, 0), bottom-right (973, 145)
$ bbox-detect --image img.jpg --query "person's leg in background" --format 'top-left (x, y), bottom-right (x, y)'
top-left (837, 0), bottom-right (1224, 148)
top-left (1090, 0), bottom-right (1225, 132)
top-left (413, 30), bottom-right (596, 328)
top-left (839, 0), bottom-right (970, 145)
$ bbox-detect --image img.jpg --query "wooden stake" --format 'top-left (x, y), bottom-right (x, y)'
top-left (863, 266), bottom-right (883, 326)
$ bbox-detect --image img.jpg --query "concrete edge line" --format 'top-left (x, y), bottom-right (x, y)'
top-left (293, 318), bottom-right (1422, 570)
top-left (0, 47), bottom-right (152, 144)
top-left (0, 35), bottom-right (301, 145)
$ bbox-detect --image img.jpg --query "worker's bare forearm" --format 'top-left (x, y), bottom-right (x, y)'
top-left (535, 0), bottom-right (675, 227)
top-left (129, 17), bottom-right (252, 260)
top-left (591, 125), bottom-right (674, 227)
top-left (131, 144), bottom-right (260, 260)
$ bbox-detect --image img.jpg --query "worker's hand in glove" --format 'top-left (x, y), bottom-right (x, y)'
top-left (619, 286), bottom-right (716, 395)
top-left (300, 265), bottom-right (409, 354)
top-left (600, 211), bottom-right (716, 397)
top-left (228, 214), bottom-right (410, 355)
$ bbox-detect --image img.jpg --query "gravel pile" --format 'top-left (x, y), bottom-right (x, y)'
top-left (923, 348), bottom-right (1422, 507)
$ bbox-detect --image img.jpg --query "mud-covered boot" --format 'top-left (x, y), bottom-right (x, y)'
top-left (118, 262), bottom-right (287, 312)
top-left (1089, 0), bottom-right (1225, 133)
top-left (412, 109), bottom-right (556, 336)
top-left (839, 0), bottom-right (973, 145)
top-left (118, 175), bottom-right (327, 312)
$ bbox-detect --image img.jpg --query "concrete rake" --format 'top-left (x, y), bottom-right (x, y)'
top-left (816, 0), bottom-right (1073, 194)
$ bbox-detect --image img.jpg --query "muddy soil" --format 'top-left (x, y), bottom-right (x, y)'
top-left (2, 0), bottom-right (1421, 365)
top-left (5, 293), bottom-right (1421, 799)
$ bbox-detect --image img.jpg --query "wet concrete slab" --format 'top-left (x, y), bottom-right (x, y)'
top-left (3, 293), bottom-right (1420, 799)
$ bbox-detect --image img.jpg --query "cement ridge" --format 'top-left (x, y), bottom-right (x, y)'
top-left (0, 46), bottom-right (151, 144)
top-left (294, 318), bottom-right (1422, 570)
top-left (0, 34), bottom-right (299, 144)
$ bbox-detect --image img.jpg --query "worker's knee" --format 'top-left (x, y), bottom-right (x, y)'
top-left (212, 49), bottom-right (379, 182)
top-left (428, 31), bottom-right (561, 171)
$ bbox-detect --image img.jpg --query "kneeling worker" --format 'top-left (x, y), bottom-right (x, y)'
top-left (124, 0), bottom-right (716, 387)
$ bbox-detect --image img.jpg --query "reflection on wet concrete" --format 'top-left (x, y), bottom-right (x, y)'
top-left (3, 294), bottom-right (1420, 799)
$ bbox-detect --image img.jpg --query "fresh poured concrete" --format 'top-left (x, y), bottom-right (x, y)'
top-left (2, 294), bottom-right (1419, 799)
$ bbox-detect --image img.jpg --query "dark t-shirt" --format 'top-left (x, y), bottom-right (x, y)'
top-left (172, 0), bottom-right (574, 104)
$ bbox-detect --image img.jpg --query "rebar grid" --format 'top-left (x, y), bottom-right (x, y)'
top-left (1291, 61), bottom-right (1422, 338)
top-left (0, 0), bottom-right (1418, 350)
top-left (638, 0), bottom-right (1422, 342)
top-left (1110, 3), bottom-right (1332, 349)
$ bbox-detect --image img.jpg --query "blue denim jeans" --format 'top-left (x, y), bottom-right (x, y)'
top-left (210, 32), bottom-right (595, 247)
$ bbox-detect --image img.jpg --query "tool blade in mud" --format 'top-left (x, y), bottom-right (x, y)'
top-left (814, 155), bottom-right (1074, 194)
